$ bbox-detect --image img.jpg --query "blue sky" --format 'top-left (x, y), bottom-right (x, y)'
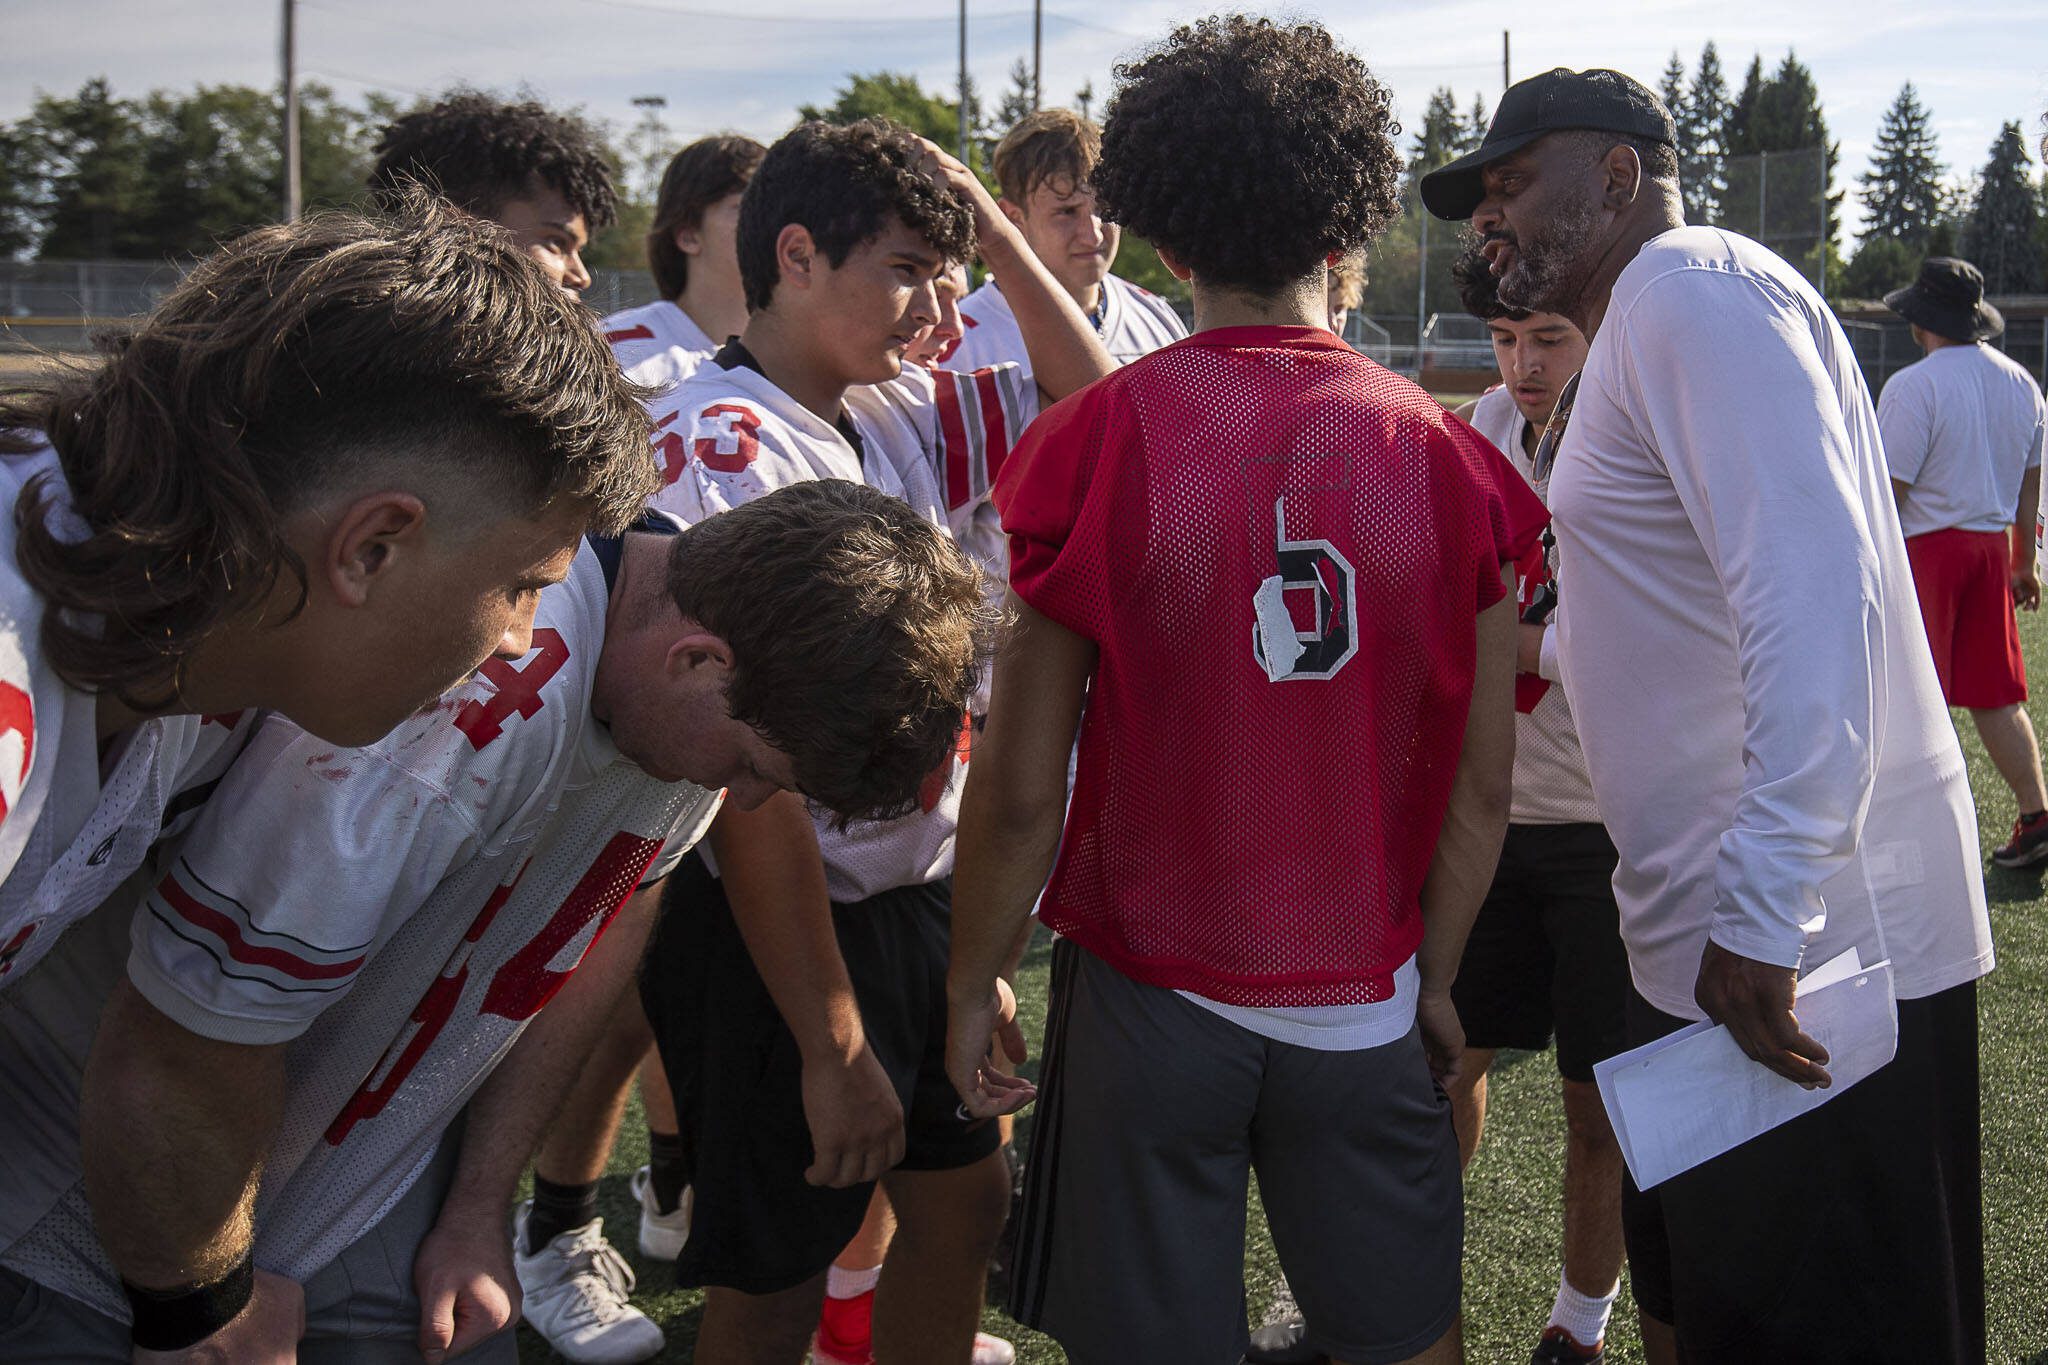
top-left (5, 0), bottom-right (2046, 242)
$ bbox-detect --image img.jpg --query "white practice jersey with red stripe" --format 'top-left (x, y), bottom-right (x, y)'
top-left (650, 356), bottom-right (1032, 900)
top-left (0, 443), bottom-right (257, 990)
top-left (940, 273), bottom-right (1187, 384)
top-left (0, 530), bottom-right (722, 1312)
top-left (601, 299), bottom-right (720, 396)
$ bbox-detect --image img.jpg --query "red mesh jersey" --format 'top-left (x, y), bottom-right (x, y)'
top-left (998, 326), bottom-right (1546, 1007)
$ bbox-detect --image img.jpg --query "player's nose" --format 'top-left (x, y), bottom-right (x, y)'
top-left (563, 249), bottom-right (592, 293)
top-left (496, 601), bottom-right (542, 661)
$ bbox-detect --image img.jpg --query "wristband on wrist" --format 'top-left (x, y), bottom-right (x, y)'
top-left (122, 1251), bottom-right (255, 1351)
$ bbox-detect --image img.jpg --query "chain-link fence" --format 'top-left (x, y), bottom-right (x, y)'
top-left (1703, 146), bottom-right (1831, 293)
top-left (1845, 313), bottom-right (2048, 397)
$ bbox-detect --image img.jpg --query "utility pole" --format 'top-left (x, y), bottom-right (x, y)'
top-left (282, 0), bottom-right (301, 221)
top-left (1502, 30), bottom-right (1510, 92)
top-left (957, 0), bottom-right (969, 162)
top-left (1032, 0), bottom-right (1042, 110)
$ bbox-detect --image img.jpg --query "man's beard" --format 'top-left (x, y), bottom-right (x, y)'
top-left (1497, 190), bottom-right (1601, 315)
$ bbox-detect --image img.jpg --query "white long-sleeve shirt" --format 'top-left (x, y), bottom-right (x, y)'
top-left (1548, 225), bottom-right (1992, 1019)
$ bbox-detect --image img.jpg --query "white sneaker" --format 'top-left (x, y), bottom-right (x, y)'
top-left (629, 1165), bottom-right (691, 1261)
top-left (972, 1332), bottom-right (1018, 1365)
top-left (512, 1203), bottom-right (665, 1364)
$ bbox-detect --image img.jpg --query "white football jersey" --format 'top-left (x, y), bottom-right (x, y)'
top-left (0, 443), bottom-right (257, 990)
top-left (650, 353), bottom-right (1032, 900)
top-left (0, 526), bottom-right (723, 1312)
top-left (602, 299), bottom-right (720, 397)
top-left (941, 273), bottom-right (1187, 386)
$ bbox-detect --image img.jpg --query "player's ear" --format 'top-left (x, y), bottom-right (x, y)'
top-left (673, 222), bottom-right (705, 257)
top-left (316, 492), bottom-right (429, 609)
top-left (774, 224), bottom-right (817, 294)
top-left (667, 626), bottom-right (737, 681)
top-left (1602, 145), bottom-right (1642, 209)
top-left (1154, 244), bottom-right (1194, 283)
top-left (998, 198), bottom-right (1028, 231)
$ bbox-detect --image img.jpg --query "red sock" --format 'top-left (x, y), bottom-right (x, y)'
top-left (815, 1287), bottom-right (875, 1365)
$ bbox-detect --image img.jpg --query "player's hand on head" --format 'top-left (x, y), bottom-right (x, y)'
top-left (1694, 939), bottom-right (1832, 1089)
top-left (800, 1038), bottom-right (907, 1188)
top-left (131, 1269), bottom-right (304, 1365)
top-left (912, 136), bottom-right (1002, 238)
top-left (946, 978), bottom-right (1038, 1121)
top-left (414, 1201), bottom-right (521, 1364)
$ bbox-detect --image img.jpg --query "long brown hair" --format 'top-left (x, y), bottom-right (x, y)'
top-left (0, 193), bottom-right (656, 709)
top-left (647, 135), bottom-right (766, 300)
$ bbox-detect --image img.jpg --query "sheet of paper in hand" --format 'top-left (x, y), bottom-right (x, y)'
top-left (1593, 948), bottom-right (1897, 1190)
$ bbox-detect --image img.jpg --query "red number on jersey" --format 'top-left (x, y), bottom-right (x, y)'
top-left (454, 630), bottom-right (569, 751)
top-left (605, 324), bottom-right (655, 344)
top-left (481, 831), bottom-right (662, 1021)
top-left (651, 411), bottom-right (690, 487)
top-left (0, 681), bottom-right (33, 823)
top-left (916, 713), bottom-right (973, 813)
top-left (323, 861), bottom-right (529, 1145)
top-left (692, 404), bottom-right (762, 474)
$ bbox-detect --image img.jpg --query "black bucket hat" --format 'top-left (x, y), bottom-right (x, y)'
top-left (1421, 67), bottom-right (1675, 221)
top-left (1884, 257), bottom-right (2003, 343)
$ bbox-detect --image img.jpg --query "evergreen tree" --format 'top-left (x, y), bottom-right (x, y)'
top-left (30, 78), bottom-right (153, 259)
top-left (1409, 87), bottom-right (1466, 178)
top-left (1961, 122), bottom-right (2044, 294)
top-left (1720, 52), bottom-right (1841, 281)
top-left (1658, 53), bottom-right (1687, 137)
top-left (1680, 42), bottom-right (1729, 223)
top-left (1858, 83), bottom-right (1945, 250)
top-left (1462, 93), bottom-right (1490, 153)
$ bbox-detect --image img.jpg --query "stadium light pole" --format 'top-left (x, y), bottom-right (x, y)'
top-left (957, 0), bottom-right (969, 163)
top-left (282, 0), bottom-right (301, 222)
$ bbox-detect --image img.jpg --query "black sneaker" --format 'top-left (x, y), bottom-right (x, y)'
top-left (1993, 810), bottom-right (2048, 868)
top-left (1530, 1326), bottom-right (1605, 1364)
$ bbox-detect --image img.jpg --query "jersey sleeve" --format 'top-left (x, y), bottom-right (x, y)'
top-left (1442, 412), bottom-right (1550, 612)
top-left (996, 385), bottom-right (1121, 640)
top-left (1875, 369), bottom-right (1933, 486)
top-left (930, 363), bottom-right (1038, 516)
top-left (127, 692), bottom-right (560, 1045)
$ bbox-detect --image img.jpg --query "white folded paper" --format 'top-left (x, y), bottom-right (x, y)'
top-left (1593, 948), bottom-right (1898, 1190)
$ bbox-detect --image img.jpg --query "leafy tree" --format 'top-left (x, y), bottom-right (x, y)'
top-left (0, 124), bottom-right (44, 259)
top-left (801, 72), bottom-right (960, 151)
top-left (1679, 42), bottom-right (1729, 222)
top-left (31, 78), bottom-right (153, 259)
top-left (1961, 122), bottom-right (2044, 294)
top-left (1839, 233), bottom-right (1916, 301)
top-left (1858, 83), bottom-right (1945, 251)
top-left (134, 84), bottom-right (281, 256)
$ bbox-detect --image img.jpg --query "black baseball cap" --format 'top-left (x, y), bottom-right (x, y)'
top-left (1420, 67), bottom-right (1675, 221)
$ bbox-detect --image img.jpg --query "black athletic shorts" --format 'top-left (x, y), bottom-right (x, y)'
top-left (1449, 822), bottom-right (1627, 1081)
top-left (1621, 980), bottom-right (1984, 1363)
top-left (639, 852), bottom-right (1001, 1295)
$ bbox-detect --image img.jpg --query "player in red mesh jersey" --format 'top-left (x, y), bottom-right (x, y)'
top-left (945, 15), bottom-right (1545, 1364)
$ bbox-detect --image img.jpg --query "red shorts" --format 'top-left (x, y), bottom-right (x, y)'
top-left (1905, 527), bottom-right (2028, 708)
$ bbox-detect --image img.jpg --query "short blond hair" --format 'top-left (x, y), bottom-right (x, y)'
top-left (1329, 248), bottom-right (1367, 310)
top-left (992, 108), bottom-right (1102, 205)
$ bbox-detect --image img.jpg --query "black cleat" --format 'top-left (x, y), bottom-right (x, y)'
top-left (1530, 1326), bottom-right (1605, 1364)
top-left (1993, 810), bottom-right (2048, 868)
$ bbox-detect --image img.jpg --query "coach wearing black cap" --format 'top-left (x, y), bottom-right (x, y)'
top-left (1424, 68), bottom-right (1993, 1364)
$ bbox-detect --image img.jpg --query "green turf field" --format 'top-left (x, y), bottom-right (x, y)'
top-left (521, 608), bottom-right (2048, 1364)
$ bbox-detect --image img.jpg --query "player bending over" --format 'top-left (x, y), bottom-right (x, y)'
top-left (0, 480), bottom-right (992, 1364)
top-left (0, 197), bottom-right (652, 992)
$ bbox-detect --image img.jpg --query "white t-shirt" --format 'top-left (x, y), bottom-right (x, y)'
top-left (1467, 385), bottom-right (1601, 827)
top-left (650, 351), bottom-right (1031, 902)
top-left (942, 274), bottom-right (1187, 387)
top-left (1547, 225), bottom-right (1993, 1020)
top-left (0, 444), bottom-right (257, 991)
top-left (1877, 341), bottom-right (2046, 539)
top-left (0, 530), bottom-right (723, 1312)
top-left (602, 299), bottom-right (720, 397)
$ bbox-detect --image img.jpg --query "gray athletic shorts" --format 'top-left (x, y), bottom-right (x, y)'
top-left (0, 1131), bottom-right (516, 1363)
top-left (1008, 940), bottom-right (1462, 1365)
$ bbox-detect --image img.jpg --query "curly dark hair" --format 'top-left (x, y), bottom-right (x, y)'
top-left (737, 119), bottom-right (975, 313)
top-left (1451, 243), bottom-right (1525, 322)
top-left (1094, 15), bottom-right (1404, 295)
top-left (369, 90), bottom-right (619, 232)
top-left (665, 479), bottom-right (998, 824)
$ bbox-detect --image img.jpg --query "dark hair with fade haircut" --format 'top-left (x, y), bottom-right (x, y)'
top-left (0, 192), bottom-right (656, 710)
top-left (992, 107), bottom-right (1102, 205)
top-left (1451, 243), bottom-right (1526, 322)
top-left (664, 479), bottom-right (998, 824)
top-left (369, 90), bottom-right (620, 232)
top-left (647, 134), bottom-right (768, 300)
top-left (737, 118), bottom-right (976, 314)
top-left (1094, 14), bottom-right (1404, 296)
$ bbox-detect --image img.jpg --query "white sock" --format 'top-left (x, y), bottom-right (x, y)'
top-left (1547, 1269), bottom-right (1619, 1349)
top-left (825, 1263), bottom-right (881, 1300)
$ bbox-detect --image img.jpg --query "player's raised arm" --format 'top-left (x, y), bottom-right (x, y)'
top-left (914, 139), bottom-right (1113, 403)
